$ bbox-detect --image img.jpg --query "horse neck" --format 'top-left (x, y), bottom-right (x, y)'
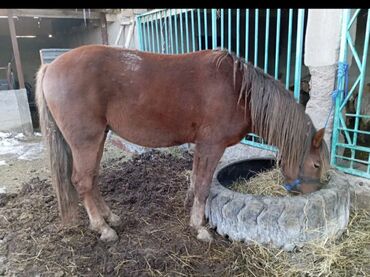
top-left (240, 62), bottom-right (313, 179)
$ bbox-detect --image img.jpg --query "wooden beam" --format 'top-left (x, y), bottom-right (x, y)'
top-left (100, 12), bottom-right (109, 45)
top-left (0, 9), bottom-right (103, 20)
top-left (7, 9), bottom-right (25, 89)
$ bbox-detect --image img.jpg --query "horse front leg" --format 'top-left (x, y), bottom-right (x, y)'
top-left (190, 143), bottom-right (225, 242)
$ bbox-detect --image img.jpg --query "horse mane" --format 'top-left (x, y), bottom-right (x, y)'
top-left (213, 49), bottom-right (321, 173)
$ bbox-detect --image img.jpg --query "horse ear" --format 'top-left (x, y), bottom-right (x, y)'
top-left (312, 128), bottom-right (325, 148)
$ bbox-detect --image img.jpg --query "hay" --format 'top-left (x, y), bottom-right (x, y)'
top-left (229, 167), bottom-right (289, 197)
top-left (3, 150), bottom-right (369, 276)
top-left (219, 209), bottom-right (370, 276)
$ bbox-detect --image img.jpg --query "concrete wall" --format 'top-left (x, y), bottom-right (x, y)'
top-left (65, 10), bottom-right (147, 49)
top-left (0, 89), bottom-right (33, 134)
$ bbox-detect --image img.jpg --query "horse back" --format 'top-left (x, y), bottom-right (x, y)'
top-left (42, 45), bottom-right (247, 147)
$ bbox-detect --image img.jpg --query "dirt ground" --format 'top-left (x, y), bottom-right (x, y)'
top-left (1, 133), bottom-right (369, 276)
top-left (0, 134), bottom-right (243, 276)
top-left (0, 138), bottom-right (254, 276)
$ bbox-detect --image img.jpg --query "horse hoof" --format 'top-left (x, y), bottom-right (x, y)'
top-left (196, 227), bottom-right (213, 242)
top-left (107, 213), bottom-right (121, 227)
top-left (100, 227), bottom-right (118, 242)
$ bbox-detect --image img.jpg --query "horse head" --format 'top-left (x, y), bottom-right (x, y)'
top-left (282, 128), bottom-right (330, 194)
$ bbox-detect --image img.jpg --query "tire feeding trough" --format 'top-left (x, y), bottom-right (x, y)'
top-left (205, 158), bottom-right (351, 250)
top-left (218, 158), bottom-right (288, 197)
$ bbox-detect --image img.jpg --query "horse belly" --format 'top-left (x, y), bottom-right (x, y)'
top-left (107, 107), bottom-right (197, 148)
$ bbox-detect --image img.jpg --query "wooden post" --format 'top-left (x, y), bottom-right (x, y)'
top-left (7, 9), bottom-right (25, 89)
top-left (100, 12), bottom-right (109, 45)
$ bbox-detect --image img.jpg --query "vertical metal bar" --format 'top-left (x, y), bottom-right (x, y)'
top-left (136, 16), bottom-right (144, 51)
top-left (212, 9), bottom-right (217, 49)
top-left (150, 14), bottom-right (155, 52)
top-left (264, 9), bottom-right (270, 72)
top-left (180, 10), bottom-right (184, 53)
top-left (274, 9), bottom-right (281, 79)
top-left (204, 9), bottom-right (208, 49)
top-left (236, 9), bottom-right (240, 56)
top-left (254, 9), bottom-right (259, 66)
top-left (331, 9), bottom-right (350, 165)
top-left (174, 10), bottom-right (179, 53)
top-left (7, 9), bottom-right (25, 89)
top-left (245, 9), bottom-right (249, 61)
top-left (221, 9), bottom-right (224, 49)
top-left (185, 9), bottom-right (190, 52)
top-left (293, 9), bottom-right (305, 102)
top-left (285, 9), bottom-right (293, 89)
top-left (351, 10), bottom-right (370, 165)
top-left (159, 12), bottom-right (164, 53)
top-left (191, 9), bottom-right (196, 51)
top-left (155, 13), bottom-right (160, 52)
top-left (169, 9), bottom-right (174, 54)
top-left (146, 18), bottom-right (152, 52)
top-left (164, 11), bottom-right (168, 54)
top-left (142, 17), bottom-right (147, 51)
top-left (197, 9), bottom-right (202, 50)
top-left (228, 9), bottom-right (231, 52)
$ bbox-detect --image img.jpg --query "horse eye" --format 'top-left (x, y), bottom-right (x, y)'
top-left (314, 163), bottom-right (320, 169)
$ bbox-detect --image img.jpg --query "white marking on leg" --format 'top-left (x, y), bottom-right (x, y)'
top-left (107, 212), bottom-right (121, 227)
top-left (190, 198), bottom-right (204, 228)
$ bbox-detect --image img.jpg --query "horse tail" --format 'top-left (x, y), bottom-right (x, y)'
top-left (36, 64), bottom-right (78, 223)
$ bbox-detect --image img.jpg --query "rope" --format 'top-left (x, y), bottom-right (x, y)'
top-left (323, 62), bottom-right (349, 129)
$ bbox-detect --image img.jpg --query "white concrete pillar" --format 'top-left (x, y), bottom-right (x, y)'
top-left (305, 65), bottom-right (337, 150)
top-left (304, 9), bottom-right (356, 152)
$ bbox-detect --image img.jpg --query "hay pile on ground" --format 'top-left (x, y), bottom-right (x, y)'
top-left (229, 167), bottom-right (289, 197)
top-left (0, 150), bottom-right (369, 276)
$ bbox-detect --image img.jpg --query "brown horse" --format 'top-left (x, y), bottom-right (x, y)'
top-left (36, 45), bottom-right (329, 242)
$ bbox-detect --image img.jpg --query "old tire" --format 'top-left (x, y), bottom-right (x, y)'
top-left (205, 158), bottom-right (351, 251)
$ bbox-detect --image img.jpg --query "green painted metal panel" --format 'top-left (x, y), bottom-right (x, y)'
top-left (274, 9), bottom-right (281, 79)
top-left (185, 10), bottom-right (190, 52)
top-left (197, 9), bottom-right (202, 50)
top-left (264, 9), bottom-right (270, 72)
top-left (212, 9), bottom-right (217, 49)
top-left (236, 9), bottom-right (240, 56)
top-left (245, 9), bottom-right (249, 61)
top-left (285, 9), bottom-right (293, 89)
top-left (221, 9), bottom-right (224, 49)
top-left (331, 9), bottom-right (370, 178)
top-left (204, 9), bottom-right (208, 49)
top-left (228, 9), bottom-right (231, 52)
top-left (136, 9), bottom-right (309, 156)
top-left (191, 10), bottom-right (195, 51)
top-left (169, 10), bottom-right (174, 54)
top-left (254, 9), bottom-right (259, 66)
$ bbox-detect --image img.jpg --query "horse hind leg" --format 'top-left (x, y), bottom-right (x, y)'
top-left (70, 131), bottom-right (118, 242)
top-left (91, 131), bottom-right (121, 227)
top-left (190, 143), bottom-right (225, 242)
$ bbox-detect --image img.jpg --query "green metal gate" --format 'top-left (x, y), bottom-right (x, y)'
top-left (331, 9), bottom-right (370, 178)
top-left (136, 9), bottom-right (306, 152)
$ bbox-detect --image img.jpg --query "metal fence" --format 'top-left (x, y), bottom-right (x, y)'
top-left (136, 9), bottom-right (306, 152)
top-left (331, 9), bottom-right (370, 179)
